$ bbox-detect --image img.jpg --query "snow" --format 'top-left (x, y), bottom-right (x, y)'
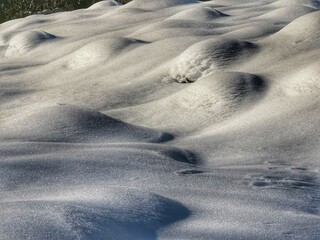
top-left (169, 38), bottom-right (257, 82)
top-left (0, 0), bottom-right (319, 239)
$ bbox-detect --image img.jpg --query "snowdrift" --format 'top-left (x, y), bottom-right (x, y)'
top-left (0, 0), bottom-right (319, 239)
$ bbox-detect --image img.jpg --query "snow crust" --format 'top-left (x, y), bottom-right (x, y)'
top-left (0, 0), bottom-right (320, 239)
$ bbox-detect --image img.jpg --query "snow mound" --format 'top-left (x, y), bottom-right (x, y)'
top-left (274, 11), bottom-right (320, 42)
top-left (223, 23), bottom-right (282, 40)
top-left (167, 7), bottom-right (228, 21)
top-left (1, 104), bottom-right (171, 143)
top-left (175, 72), bottom-right (265, 108)
top-left (5, 30), bottom-right (56, 57)
top-left (128, 20), bottom-right (222, 41)
top-left (170, 38), bottom-right (257, 83)
top-left (125, 0), bottom-right (197, 9)
top-left (88, 0), bottom-right (121, 9)
top-left (66, 37), bottom-right (146, 69)
top-left (0, 190), bottom-right (189, 240)
top-left (110, 72), bottom-right (265, 133)
top-left (254, 5), bottom-right (316, 22)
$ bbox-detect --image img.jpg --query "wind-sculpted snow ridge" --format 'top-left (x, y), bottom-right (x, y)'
top-left (0, 104), bottom-right (172, 143)
top-left (0, 0), bottom-right (320, 239)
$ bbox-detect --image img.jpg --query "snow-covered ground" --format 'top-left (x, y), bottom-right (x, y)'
top-left (0, 0), bottom-right (320, 239)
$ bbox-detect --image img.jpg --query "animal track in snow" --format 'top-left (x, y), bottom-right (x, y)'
top-left (249, 166), bottom-right (317, 190)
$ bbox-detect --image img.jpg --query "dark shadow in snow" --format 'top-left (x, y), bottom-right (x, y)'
top-left (0, 193), bottom-right (191, 240)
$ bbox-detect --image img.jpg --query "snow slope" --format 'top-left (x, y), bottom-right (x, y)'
top-left (0, 0), bottom-right (320, 239)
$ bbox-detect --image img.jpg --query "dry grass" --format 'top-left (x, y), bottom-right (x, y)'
top-left (0, 0), bottom-right (132, 23)
top-left (0, 0), bottom-right (210, 24)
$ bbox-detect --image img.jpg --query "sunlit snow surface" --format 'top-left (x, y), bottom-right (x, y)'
top-left (0, 0), bottom-right (320, 239)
